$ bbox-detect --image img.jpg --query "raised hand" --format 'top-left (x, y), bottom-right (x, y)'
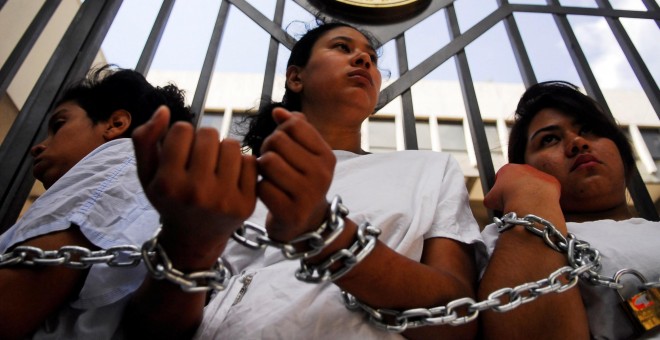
top-left (484, 163), bottom-right (561, 215)
top-left (256, 107), bottom-right (336, 242)
top-left (132, 106), bottom-right (257, 264)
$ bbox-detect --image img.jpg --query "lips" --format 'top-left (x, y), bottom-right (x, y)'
top-left (348, 69), bottom-right (373, 86)
top-left (571, 154), bottom-right (600, 171)
top-left (32, 157), bottom-right (47, 178)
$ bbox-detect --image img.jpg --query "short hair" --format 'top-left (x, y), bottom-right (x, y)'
top-left (508, 81), bottom-right (635, 178)
top-left (242, 21), bottom-right (379, 155)
top-left (57, 64), bottom-right (194, 136)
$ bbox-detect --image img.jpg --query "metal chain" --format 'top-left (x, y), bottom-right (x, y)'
top-left (0, 244), bottom-right (143, 269)
top-left (338, 212), bottom-right (659, 332)
top-left (232, 195), bottom-right (349, 259)
top-left (3, 211), bottom-right (658, 332)
top-left (141, 233), bottom-right (231, 293)
top-left (296, 221), bottom-right (381, 283)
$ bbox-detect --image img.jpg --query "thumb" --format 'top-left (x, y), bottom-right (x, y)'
top-left (132, 105), bottom-right (170, 186)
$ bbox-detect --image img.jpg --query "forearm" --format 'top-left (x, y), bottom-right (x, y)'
top-left (123, 229), bottom-right (228, 339)
top-left (309, 219), bottom-right (477, 339)
top-left (478, 204), bottom-right (590, 339)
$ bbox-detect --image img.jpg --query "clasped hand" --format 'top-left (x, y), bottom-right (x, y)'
top-left (132, 106), bottom-right (336, 256)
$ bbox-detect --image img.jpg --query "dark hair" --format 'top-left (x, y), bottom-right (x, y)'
top-left (57, 64), bottom-right (194, 136)
top-left (242, 21), bottom-right (379, 155)
top-left (508, 81), bottom-right (635, 178)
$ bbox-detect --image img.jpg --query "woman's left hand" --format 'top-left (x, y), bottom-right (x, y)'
top-left (257, 107), bottom-right (336, 242)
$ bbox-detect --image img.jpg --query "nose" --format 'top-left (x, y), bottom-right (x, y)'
top-left (566, 135), bottom-right (589, 156)
top-left (30, 142), bottom-right (46, 157)
top-left (352, 51), bottom-right (371, 69)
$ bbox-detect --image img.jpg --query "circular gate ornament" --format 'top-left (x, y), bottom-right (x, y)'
top-left (310, 0), bottom-right (431, 24)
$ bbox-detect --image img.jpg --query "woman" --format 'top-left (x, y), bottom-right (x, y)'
top-left (479, 81), bottom-right (660, 339)
top-left (128, 22), bottom-right (483, 339)
top-left (0, 65), bottom-right (193, 339)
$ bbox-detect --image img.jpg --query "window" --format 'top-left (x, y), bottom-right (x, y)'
top-left (368, 118), bottom-right (396, 153)
top-left (437, 121), bottom-right (466, 151)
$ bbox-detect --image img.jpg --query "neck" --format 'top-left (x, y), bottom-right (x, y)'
top-left (302, 104), bottom-right (368, 154)
top-left (564, 203), bottom-right (633, 223)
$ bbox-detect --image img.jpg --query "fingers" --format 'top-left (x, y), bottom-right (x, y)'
top-left (132, 106), bottom-right (170, 186)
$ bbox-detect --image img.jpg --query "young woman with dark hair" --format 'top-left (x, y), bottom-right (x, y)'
top-left (479, 81), bottom-right (659, 339)
top-left (128, 22), bottom-right (483, 339)
top-left (0, 64), bottom-right (193, 339)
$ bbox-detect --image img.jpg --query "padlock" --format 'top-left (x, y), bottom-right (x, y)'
top-left (614, 269), bottom-right (660, 337)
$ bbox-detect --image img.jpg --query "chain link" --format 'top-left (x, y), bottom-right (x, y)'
top-left (141, 233), bottom-right (230, 292)
top-left (0, 244), bottom-right (143, 269)
top-left (3, 211), bottom-right (659, 332)
top-left (296, 221), bottom-right (380, 283)
top-left (338, 213), bottom-right (659, 331)
top-left (232, 195), bottom-right (349, 259)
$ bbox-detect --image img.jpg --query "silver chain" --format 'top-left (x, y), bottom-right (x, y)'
top-left (339, 212), bottom-right (659, 332)
top-left (0, 244), bottom-right (143, 268)
top-left (141, 233), bottom-right (231, 292)
top-left (232, 195), bottom-right (350, 259)
top-left (3, 211), bottom-right (658, 332)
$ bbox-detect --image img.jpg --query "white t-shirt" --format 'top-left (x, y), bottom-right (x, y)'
top-left (0, 138), bottom-right (159, 339)
top-left (196, 150), bottom-right (484, 339)
top-left (481, 218), bottom-right (660, 340)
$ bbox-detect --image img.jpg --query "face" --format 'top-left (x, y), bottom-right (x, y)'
top-left (31, 101), bottom-right (109, 189)
top-left (524, 108), bottom-right (627, 213)
top-left (295, 26), bottom-right (382, 124)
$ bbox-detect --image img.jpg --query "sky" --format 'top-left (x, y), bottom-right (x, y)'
top-left (99, 0), bottom-right (659, 92)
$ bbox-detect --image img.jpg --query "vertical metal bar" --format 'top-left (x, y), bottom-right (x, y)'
top-left (190, 1), bottom-right (230, 126)
top-left (0, 0), bottom-right (7, 12)
top-left (259, 0), bottom-right (285, 110)
top-left (0, 0), bottom-right (124, 232)
top-left (135, 0), bottom-right (176, 75)
top-left (497, 0), bottom-right (537, 88)
top-left (395, 34), bottom-right (419, 150)
top-left (548, 0), bottom-right (659, 220)
top-left (445, 4), bottom-right (497, 215)
top-left (640, 0), bottom-right (660, 29)
top-left (595, 0), bottom-right (660, 119)
top-left (0, 0), bottom-right (62, 96)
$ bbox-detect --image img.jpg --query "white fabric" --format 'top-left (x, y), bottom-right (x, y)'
top-left (481, 218), bottom-right (660, 340)
top-left (0, 138), bottom-right (158, 339)
top-left (196, 150), bottom-right (484, 340)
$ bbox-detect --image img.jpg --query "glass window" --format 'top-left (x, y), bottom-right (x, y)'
top-left (415, 120), bottom-right (432, 150)
top-left (485, 123), bottom-right (501, 153)
top-left (640, 128), bottom-right (660, 160)
top-left (437, 121), bottom-right (466, 151)
top-left (368, 118), bottom-right (396, 153)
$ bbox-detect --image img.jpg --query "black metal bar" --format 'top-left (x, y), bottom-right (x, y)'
top-left (378, 6), bottom-right (510, 110)
top-left (191, 0), bottom-right (230, 126)
top-left (394, 34), bottom-right (418, 150)
top-left (135, 0), bottom-right (176, 74)
top-left (640, 0), bottom-right (660, 28)
top-left (259, 0), bottom-right (285, 110)
top-left (0, 0), bottom-right (7, 12)
top-left (497, 0), bottom-right (537, 88)
top-left (0, 0), bottom-right (61, 96)
top-left (548, 0), bottom-right (659, 221)
top-left (595, 0), bottom-right (660, 119)
top-left (229, 0), bottom-right (296, 49)
top-left (0, 0), bottom-right (123, 232)
top-left (511, 4), bottom-right (659, 20)
top-left (445, 4), bottom-right (497, 212)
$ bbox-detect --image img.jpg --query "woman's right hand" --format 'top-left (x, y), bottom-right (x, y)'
top-left (484, 163), bottom-right (561, 214)
top-left (132, 106), bottom-right (258, 267)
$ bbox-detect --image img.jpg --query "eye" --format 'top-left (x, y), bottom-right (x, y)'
top-left (334, 42), bottom-right (350, 53)
top-left (49, 119), bottom-right (65, 134)
top-left (579, 124), bottom-right (594, 136)
top-left (539, 134), bottom-right (559, 147)
top-left (369, 53), bottom-right (378, 65)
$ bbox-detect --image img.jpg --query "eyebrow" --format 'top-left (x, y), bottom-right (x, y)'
top-left (529, 125), bottom-right (560, 142)
top-left (329, 36), bottom-right (376, 55)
